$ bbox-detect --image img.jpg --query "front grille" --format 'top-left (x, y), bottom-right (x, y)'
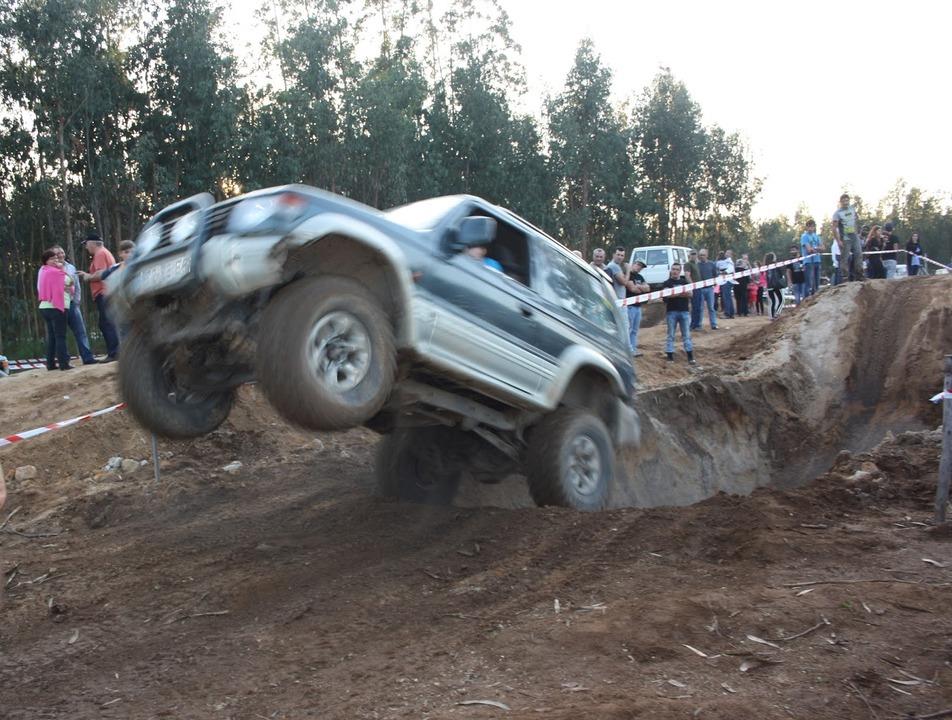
top-left (205, 202), bottom-right (235, 238)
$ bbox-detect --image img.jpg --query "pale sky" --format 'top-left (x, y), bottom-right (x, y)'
top-left (228, 0), bottom-right (951, 221)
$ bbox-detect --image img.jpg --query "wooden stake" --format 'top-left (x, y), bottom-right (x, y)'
top-left (935, 355), bottom-right (952, 524)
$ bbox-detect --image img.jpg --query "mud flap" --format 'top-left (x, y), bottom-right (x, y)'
top-left (613, 399), bottom-right (641, 448)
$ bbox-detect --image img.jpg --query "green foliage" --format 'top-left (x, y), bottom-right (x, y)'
top-left (1, 0), bottom-right (946, 354)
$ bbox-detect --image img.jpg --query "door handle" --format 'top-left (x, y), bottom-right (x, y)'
top-left (520, 305), bottom-right (534, 318)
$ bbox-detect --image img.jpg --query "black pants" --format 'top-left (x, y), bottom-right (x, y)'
top-left (734, 279), bottom-right (749, 316)
top-left (768, 288), bottom-right (784, 318)
top-left (95, 293), bottom-right (120, 358)
top-left (40, 307), bottom-right (71, 370)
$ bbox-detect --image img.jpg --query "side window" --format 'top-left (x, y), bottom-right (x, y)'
top-left (538, 243), bottom-right (617, 335)
top-left (646, 249), bottom-right (668, 266)
top-left (463, 209), bottom-right (531, 286)
top-left (675, 249), bottom-right (687, 264)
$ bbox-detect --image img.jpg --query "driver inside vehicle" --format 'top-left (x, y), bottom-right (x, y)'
top-left (466, 242), bottom-right (503, 272)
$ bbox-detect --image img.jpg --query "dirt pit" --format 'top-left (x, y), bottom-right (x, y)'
top-left (1, 275), bottom-right (951, 719)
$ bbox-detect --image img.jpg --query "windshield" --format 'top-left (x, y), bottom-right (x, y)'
top-left (384, 196), bottom-right (464, 231)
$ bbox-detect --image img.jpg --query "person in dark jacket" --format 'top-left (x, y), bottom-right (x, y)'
top-left (662, 263), bottom-right (694, 364)
top-left (906, 232), bottom-right (925, 276)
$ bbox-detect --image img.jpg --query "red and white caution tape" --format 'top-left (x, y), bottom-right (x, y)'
top-left (931, 390), bottom-right (952, 404)
top-left (0, 402), bottom-right (126, 449)
top-left (620, 253), bottom-right (817, 307)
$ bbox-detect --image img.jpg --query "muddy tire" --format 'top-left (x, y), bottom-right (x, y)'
top-left (256, 276), bottom-right (396, 431)
top-left (375, 427), bottom-right (463, 505)
top-left (118, 329), bottom-right (234, 439)
top-left (526, 408), bottom-right (613, 511)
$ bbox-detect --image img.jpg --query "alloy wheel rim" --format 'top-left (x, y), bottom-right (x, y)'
top-left (306, 311), bottom-right (372, 392)
top-left (566, 434), bottom-right (602, 496)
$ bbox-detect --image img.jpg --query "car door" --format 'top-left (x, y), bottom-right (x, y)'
top-left (412, 203), bottom-right (552, 404)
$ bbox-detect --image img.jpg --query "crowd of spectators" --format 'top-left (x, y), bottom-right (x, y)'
top-left (27, 232), bottom-right (133, 373)
top-left (588, 191), bottom-right (937, 365)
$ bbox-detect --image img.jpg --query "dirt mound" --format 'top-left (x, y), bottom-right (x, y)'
top-left (610, 277), bottom-right (951, 506)
top-left (2, 400), bottom-right (950, 719)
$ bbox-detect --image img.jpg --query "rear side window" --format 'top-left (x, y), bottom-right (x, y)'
top-left (538, 244), bottom-right (617, 335)
top-left (646, 249), bottom-right (668, 266)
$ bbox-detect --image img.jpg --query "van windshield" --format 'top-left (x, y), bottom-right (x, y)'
top-left (645, 249), bottom-right (668, 266)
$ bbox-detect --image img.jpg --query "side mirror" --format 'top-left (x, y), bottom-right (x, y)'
top-left (449, 216), bottom-right (496, 253)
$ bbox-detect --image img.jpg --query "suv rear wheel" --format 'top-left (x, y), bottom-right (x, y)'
top-left (375, 427), bottom-right (463, 505)
top-left (256, 276), bottom-right (396, 431)
top-left (526, 408), bottom-right (613, 510)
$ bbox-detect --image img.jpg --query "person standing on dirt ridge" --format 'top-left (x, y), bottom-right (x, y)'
top-left (626, 259), bottom-right (649, 358)
top-left (865, 226), bottom-right (886, 279)
top-left (906, 231), bottom-right (925, 276)
top-left (799, 219), bottom-right (823, 296)
top-left (605, 246), bottom-right (630, 337)
top-left (685, 250), bottom-right (702, 329)
top-left (764, 252), bottom-right (786, 320)
top-left (882, 223), bottom-right (900, 279)
top-left (788, 245), bottom-right (806, 305)
top-left (694, 249), bottom-right (718, 330)
top-left (716, 249), bottom-right (736, 319)
top-left (832, 193), bottom-right (864, 281)
top-left (40, 246), bottom-right (98, 365)
top-left (77, 231), bottom-right (120, 362)
top-left (661, 263), bottom-right (694, 365)
top-left (662, 262), bottom-right (694, 364)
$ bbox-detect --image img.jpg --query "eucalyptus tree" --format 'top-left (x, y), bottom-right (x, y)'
top-left (547, 38), bottom-right (630, 255)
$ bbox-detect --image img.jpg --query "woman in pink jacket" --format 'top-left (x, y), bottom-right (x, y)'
top-left (37, 249), bottom-right (74, 371)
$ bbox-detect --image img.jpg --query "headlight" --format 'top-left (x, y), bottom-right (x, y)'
top-left (170, 209), bottom-right (201, 245)
top-left (136, 223), bottom-right (162, 256)
top-left (226, 192), bottom-right (309, 234)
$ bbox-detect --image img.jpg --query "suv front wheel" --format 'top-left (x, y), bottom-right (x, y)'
top-left (256, 276), bottom-right (396, 431)
top-left (526, 408), bottom-right (613, 510)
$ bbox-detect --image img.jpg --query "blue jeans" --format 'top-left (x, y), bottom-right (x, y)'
top-left (665, 311), bottom-right (693, 353)
top-left (832, 265), bottom-right (842, 285)
top-left (67, 302), bottom-right (96, 362)
top-left (95, 294), bottom-right (120, 358)
top-left (690, 289), bottom-right (702, 328)
top-left (805, 263), bottom-right (820, 296)
top-left (627, 305), bottom-right (642, 352)
top-left (698, 286), bottom-right (717, 328)
top-left (720, 283), bottom-right (734, 317)
top-left (794, 283), bottom-right (806, 304)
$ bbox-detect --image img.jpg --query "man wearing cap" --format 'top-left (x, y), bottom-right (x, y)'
top-left (832, 193), bottom-right (863, 282)
top-left (78, 231), bottom-right (120, 361)
top-left (625, 259), bottom-right (649, 357)
top-left (882, 223), bottom-right (900, 279)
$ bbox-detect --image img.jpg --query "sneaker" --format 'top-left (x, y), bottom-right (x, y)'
top-left (665, 352), bottom-right (674, 362)
top-left (83, 358), bottom-right (99, 365)
top-left (101, 356), bottom-right (117, 364)
top-left (687, 351), bottom-right (696, 365)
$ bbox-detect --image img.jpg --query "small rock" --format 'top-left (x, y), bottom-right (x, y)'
top-left (15, 465), bottom-right (38, 481)
top-left (297, 438), bottom-right (325, 453)
top-left (103, 456), bottom-right (122, 472)
top-left (119, 459), bottom-right (141, 475)
top-left (221, 461), bottom-right (243, 474)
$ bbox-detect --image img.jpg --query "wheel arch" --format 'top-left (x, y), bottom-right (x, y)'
top-left (283, 214), bottom-right (415, 345)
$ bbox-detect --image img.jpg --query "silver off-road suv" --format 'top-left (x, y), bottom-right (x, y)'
top-left (111, 186), bottom-right (639, 509)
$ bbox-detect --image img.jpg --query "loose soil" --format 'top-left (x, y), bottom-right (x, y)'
top-left (2, 276), bottom-right (951, 719)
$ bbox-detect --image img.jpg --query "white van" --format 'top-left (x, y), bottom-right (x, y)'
top-left (629, 245), bottom-right (695, 287)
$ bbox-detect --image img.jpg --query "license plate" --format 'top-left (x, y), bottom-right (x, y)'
top-left (134, 253), bottom-right (192, 295)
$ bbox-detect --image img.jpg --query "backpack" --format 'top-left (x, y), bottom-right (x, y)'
top-left (768, 268), bottom-right (787, 290)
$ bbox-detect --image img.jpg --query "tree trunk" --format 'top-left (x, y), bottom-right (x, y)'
top-left (57, 116), bottom-right (75, 264)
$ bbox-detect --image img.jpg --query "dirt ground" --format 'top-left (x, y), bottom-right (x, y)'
top-left (2, 277), bottom-right (951, 719)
